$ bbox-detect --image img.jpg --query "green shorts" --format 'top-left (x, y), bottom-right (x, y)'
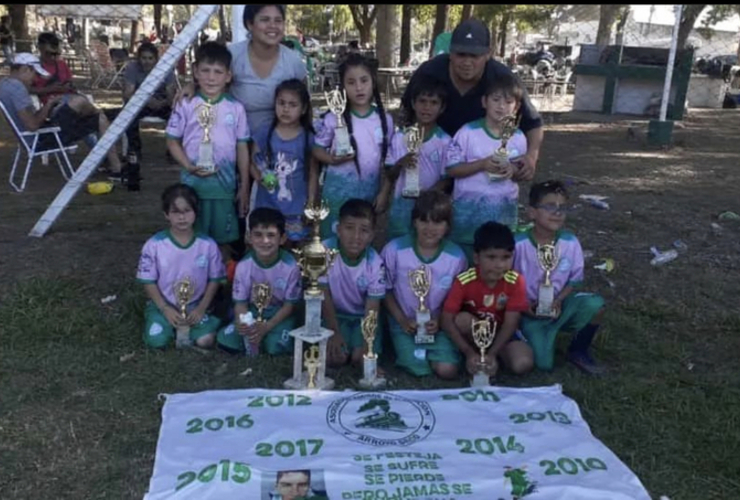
top-left (388, 316), bottom-right (461, 377)
top-left (143, 301), bottom-right (221, 349)
top-left (195, 198), bottom-right (239, 245)
top-left (216, 304), bottom-right (297, 355)
top-left (520, 292), bottom-right (605, 371)
top-left (328, 312), bottom-right (383, 356)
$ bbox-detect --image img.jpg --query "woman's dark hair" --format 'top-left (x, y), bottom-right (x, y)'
top-left (243, 5), bottom-right (286, 30)
top-left (136, 41), bottom-right (159, 60)
top-left (265, 78), bottom-right (315, 181)
top-left (161, 183), bottom-right (199, 214)
top-left (337, 53), bottom-right (389, 178)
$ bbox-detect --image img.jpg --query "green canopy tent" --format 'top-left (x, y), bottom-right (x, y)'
top-left (432, 32), bottom-right (452, 57)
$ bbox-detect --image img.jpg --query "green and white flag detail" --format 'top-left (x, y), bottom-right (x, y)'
top-left (143, 385), bottom-right (651, 500)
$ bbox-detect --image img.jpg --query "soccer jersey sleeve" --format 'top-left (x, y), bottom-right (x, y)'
top-left (567, 238), bottom-right (585, 288)
top-left (207, 241), bottom-right (227, 283)
top-left (506, 273), bottom-right (530, 312)
top-left (314, 112), bottom-right (337, 149)
top-left (442, 277), bottom-right (465, 314)
top-left (385, 132), bottom-right (406, 168)
top-left (367, 252), bottom-right (387, 299)
top-left (165, 100), bottom-right (188, 140)
top-left (232, 260), bottom-right (252, 304)
top-left (380, 241), bottom-right (397, 290)
top-left (284, 263), bottom-right (302, 303)
top-left (236, 104), bottom-right (250, 143)
top-left (136, 238), bottom-right (158, 284)
top-left (445, 127), bottom-right (468, 170)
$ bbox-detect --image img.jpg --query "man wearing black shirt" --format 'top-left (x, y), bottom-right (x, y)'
top-left (402, 19), bottom-right (544, 181)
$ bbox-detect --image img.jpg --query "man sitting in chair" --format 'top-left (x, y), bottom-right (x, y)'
top-left (0, 53), bottom-right (124, 180)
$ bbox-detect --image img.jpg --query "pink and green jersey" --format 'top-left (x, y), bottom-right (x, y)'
top-left (385, 126), bottom-right (451, 238)
top-left (136, 230), bottom-right (226, 308)
top-left (513, 229), bottom-right (585, 304)
top-left (381, 235), bottom-right (468, 319)
top-left (319, 237), bottom-right (386, 316)
top-left (232, 249), bottom-right (302, 307)
top-left (314, 107), bottom-right (394, 236)
top-left (166, 92), bottom-right (250, 199)
top-left (445, 119), bottom-right (528, 244)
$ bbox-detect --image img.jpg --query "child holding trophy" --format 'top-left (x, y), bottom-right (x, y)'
top-left (136, 184), bottom-right (226, 349)
top-left (513, 180), bottom-right (605, 375)
top-left (313, 53), bottom-right (395, 238)
top-left (319, 199), bottom-right (386, 369)
top-left (381, 191), bottom-right (468, 379)
top-left (384, 76), bottom-right (452, 240)
top-left (217, 208), bottom-right (302, 356)
top-left (441, 222), bottom-right (534, 382)
top-left (166, 42), bottom-right (251, 258)
top-left (445, 73), bottom-right (528, 264)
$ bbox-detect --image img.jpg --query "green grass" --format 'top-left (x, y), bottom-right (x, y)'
top-left (1, 277), bottom-right (739, 499)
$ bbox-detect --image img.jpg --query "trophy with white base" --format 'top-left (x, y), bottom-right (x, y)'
top-left (401, 124), bottom-right (423, 198)
top-left (488, 114), bottom-right (517, 182)
top-left (325, 88), bottom-right (354, 157)
top-left (409, 265), bottom-right (434, 344)
top-left (359, 310), bottom-right (387, 389)
top-left (174, 277), bottom-right (194, 349)
top-left (471, 318), bottom-right (497, 387)
top-left (196, 103), bottom-right (216, 172)
top-left (535, 243), bottom-right (560, 318)
top-left (284, 202), bottom-right (339, 391)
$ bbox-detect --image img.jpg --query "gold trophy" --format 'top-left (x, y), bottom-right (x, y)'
top-left (324, 88), bottom-right (354, 157)
top-left (471, 317), bottom-right (497, 387)
top-left (196, 103), bottom-right (216, 172)
top-left (489, 114), bottom-right (517, 181)
top-left (535, 243), bottom-right (560, 318)
top-left (359, 309), bottom-right (386, 389)
top-left (284, 201), bottom-right (339, 391)
top-left (251, 283), bottom-right (272, 323)
top-left (173, 277), bottom-right (194, 348)
top-left (401, 123), bottom-right (424, 198)
top-left (304, 345), bottom-right (321, 389)
top-left (409, 265), bottom-right (433, 344)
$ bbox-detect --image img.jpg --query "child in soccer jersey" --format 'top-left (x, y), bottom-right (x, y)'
top-left (136, 184), bottom-right (226, 349)
top-left (313, 53), bottom-right (395, 238)
top-left (445, 72), bottom-right (528, 264)
top-left (381, 190), bottom-right (468, 378)
top-left (513, 180), bottom-right (606, 375)
top-left (166, 41), bottom-right (251, 256)
top-left (320, 199), bottom-right (386, 368)
top-left (384, 76), bottom-right (452, 240)
top-left (216, 208), bottom-right (302, 356)
top-left (441, 221), bottom-right (534, 379)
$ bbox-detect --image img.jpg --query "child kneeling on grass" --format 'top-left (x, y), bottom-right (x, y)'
top-left (136, 184), bottom-right (225, 349)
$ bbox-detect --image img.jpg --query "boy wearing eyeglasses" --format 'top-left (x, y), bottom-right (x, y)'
top-left (512, 180), bottom-right (605, 375)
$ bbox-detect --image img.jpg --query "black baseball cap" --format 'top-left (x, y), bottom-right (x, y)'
top-left (449, 19), bottom-right (491, 55)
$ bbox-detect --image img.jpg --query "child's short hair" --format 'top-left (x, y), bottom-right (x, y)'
top-left (161, 183), bottom-right (199, 213)
top-left (339, 198), bottom-right (376, 227)
top-left (195, 41), bottom-right (232, 69)
top-left (248, 207), bottom-right (286, 235)
top-left (528, 180), bottom-right (569, 207)
top-left (410, 75), bottom-right (448, 106)
top-left (411, 189), bottom-right (452, 227)
top-left (484, 72), bottom-right (524, 102)
top-left (473, 221), bottom-right (515, 254)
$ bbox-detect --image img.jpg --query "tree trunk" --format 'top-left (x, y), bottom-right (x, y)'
top-left (154, 5), bottom-right (163, 39)
top-left (129, 20), bottom-right (139, 52)
top-left (8, 5), bottom-right (31, 52)
top-left (596, 4), bottom-right (622, 47)
top-left (429, 4), bottom-right (448, 58)
top-left (377, 5), bottom-right (400, 96)
top-left (461, 5), bottom-right (475, 22)
top-left (499, 13), bottom-right (510, 57)
top-left (400, 5), bottom-right (412, 65)
top-left (489, 18), bottom-right (499, 58)
top-left (348, 6), bottom-right (377, 47)
top-left (676, 4), bottom-right (707, 50)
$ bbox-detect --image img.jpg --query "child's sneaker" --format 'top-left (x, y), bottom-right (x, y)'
top-left (107, 170), bottom-right (125, 183)
top-left (567, 351), bottom-right (606, 376)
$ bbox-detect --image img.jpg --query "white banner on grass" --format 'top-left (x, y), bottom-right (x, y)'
top-left (143, 385), bottom-right (651, 500)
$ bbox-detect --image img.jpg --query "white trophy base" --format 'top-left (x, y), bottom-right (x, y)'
top-left (402, 164), bottom-right (420, 198)
top-left (359, 355), bottom-right (387, 389)
top-left (284, 371), bottom-right (335, 391)
top-left (359, 376), bottom-right (387, 389)
top-left (333, 126), bottom-right (355, 157)
top-left (536, 284), bottom-right (558, 318)
top-left (175, 326), bottom-right (192, 349)
top-left (197, 142), bottom-right (215, 172)
top-left (285, 324), bottom-right (334, 391)
top-left (414, 309), bottom-right (434, 344)
top-left (471, 371), bottom-right (490, 387)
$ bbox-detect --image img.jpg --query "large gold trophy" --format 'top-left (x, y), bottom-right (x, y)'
top-left (196, 103), bottom-right (216, 172)
top-left (535, 243), bottom-right (560, 318)
top-left (471, 317), bottom-right (497, 387)
top-left (173, 277), bottom-right (194, 348)
top-left (488, 114), bottom-right (517, 182)
top-left (409, 265), bottom-right (433, 344)
top-left (358, 310), bottom-right (387, 389)
top-left (284, 201), bottom-right (339, 391)
top-left (401, 123), bottom-right (424, 198)
top-left (324, 88), bottom-right (354, 157)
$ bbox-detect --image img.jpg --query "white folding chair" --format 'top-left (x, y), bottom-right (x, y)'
top-left (0, 100), bottom-right (77, 192)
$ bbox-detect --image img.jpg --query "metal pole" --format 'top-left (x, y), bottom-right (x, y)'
top-left (660, 4), bottom-right (683, 122)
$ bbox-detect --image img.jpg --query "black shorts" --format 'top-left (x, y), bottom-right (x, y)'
top-left (37, 103), bottom-right (98, 151)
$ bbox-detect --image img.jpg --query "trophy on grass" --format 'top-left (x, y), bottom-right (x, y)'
top-left (242, 283), bottom-right (272, 355)
top-left (471, 317), bottom-right (497, 387)
top-left (173, 277), bottom-right (194, 349)
top-left (284, 201), bottom-right (339, 390)
top-left (535, 243), bottom-right (560, 318)
top-left (324, 88), bottom-right (354, 157)
top-left (196, 103), bottom-right (216, 172)
top-left (401, 123), bottom-right (424, 198)
top-left (488, 114), bottom-right (517, 182)
top-left (304, 345), bottom-right (321, 389)
top-left (359, 310), bottom-right (387, 389)
top-left (409, 265), bottom-right (434, 344)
